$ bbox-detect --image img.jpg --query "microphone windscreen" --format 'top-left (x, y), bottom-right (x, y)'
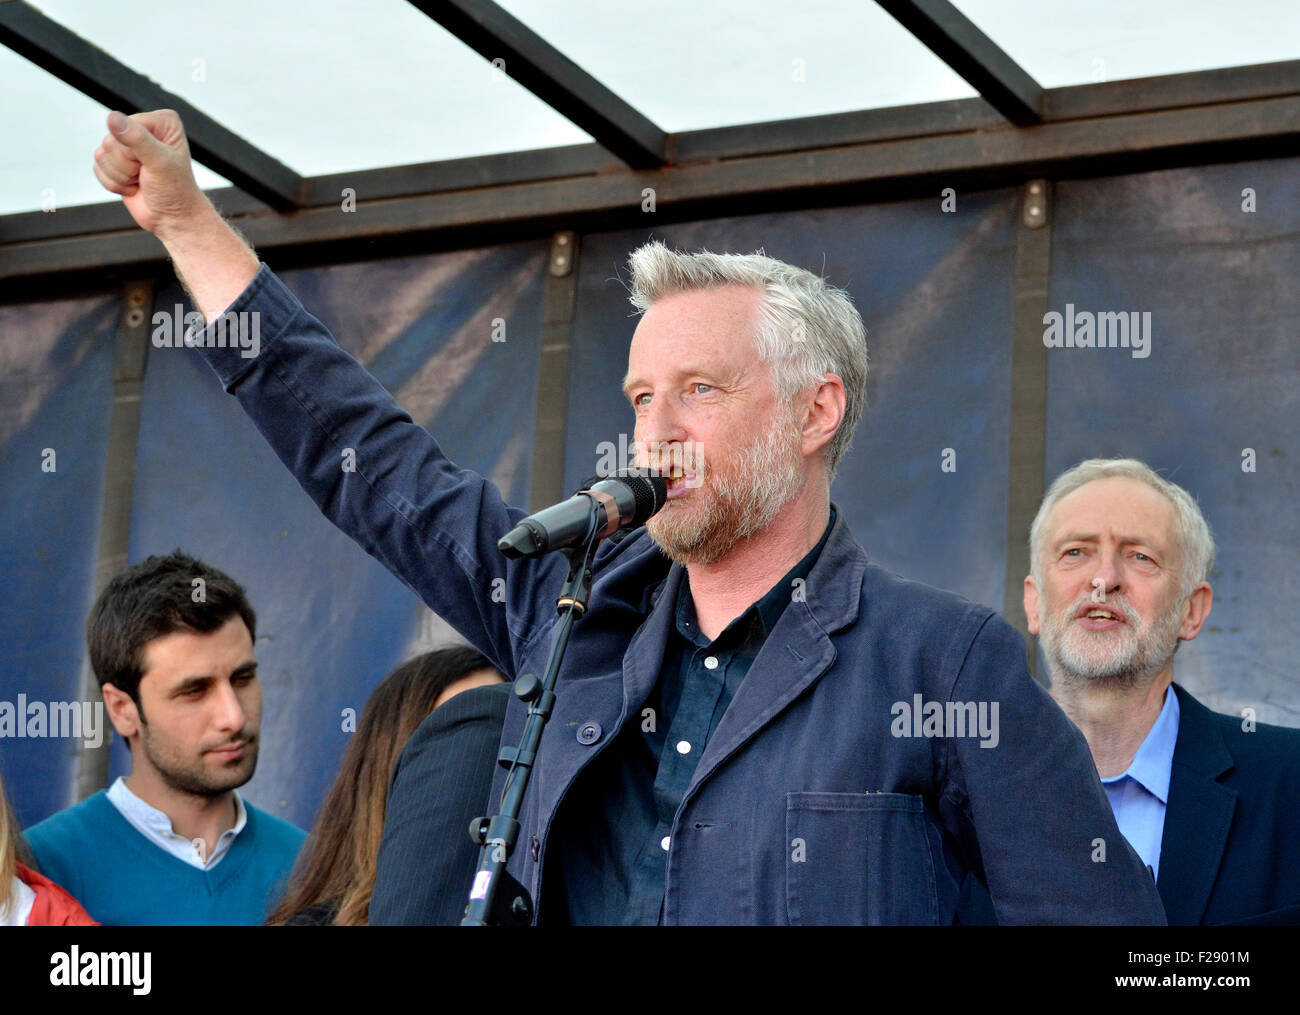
top-left (615, 470), bottom-right (667, 525)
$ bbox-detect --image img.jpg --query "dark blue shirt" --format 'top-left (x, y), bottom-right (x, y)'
top-left (545, 509), bottom-right (835, 924)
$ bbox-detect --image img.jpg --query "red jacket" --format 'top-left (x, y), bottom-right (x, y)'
top-left (15, 862), bottom-right (98, 926)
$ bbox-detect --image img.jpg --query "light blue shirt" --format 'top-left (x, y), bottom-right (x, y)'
top-left (1100, 687), bottom-right (1180, 882)
top-left (106, 776), bottom-right (247, 871)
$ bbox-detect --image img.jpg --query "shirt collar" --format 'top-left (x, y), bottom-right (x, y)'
top-left (676, 506), bottom-right (837, 646)
top-left (1100, 685), bottom-right (1181, 803)
top-left (2, 875), bottom-right (36, 926)
top-left (107, 776), bottom-right (247, 843)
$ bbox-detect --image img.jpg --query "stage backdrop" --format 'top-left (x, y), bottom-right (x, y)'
top-left (2, 153), bottom-right (1296, 831)
top-left (0, 294), bottom-right (117, 827)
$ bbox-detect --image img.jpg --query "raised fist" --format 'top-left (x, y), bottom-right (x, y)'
top-left (93, 109), bottom-right (204, 237)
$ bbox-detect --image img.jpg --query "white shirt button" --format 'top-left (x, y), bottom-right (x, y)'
top-left (676, 740), bottom-right (691, 755)
top-left (704, 656), bottom-right (719, 669)
top-left (660, 835), bottom-right (671, 851)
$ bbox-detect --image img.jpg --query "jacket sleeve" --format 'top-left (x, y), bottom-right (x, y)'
top-left (190, 264), bottom-right (565, 676)
top-left (941, 613), bottom-right (1167, 925)
top-left (16, 863), bottom-right (99, 927)
top-left (369, 682), bottom-right (510, 925)
top-left (20, 823), bottom-right (83, 908)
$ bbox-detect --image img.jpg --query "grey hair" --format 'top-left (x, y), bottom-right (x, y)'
top-left (1029, 458), bottom-right (1215, 598)
top-left (626, 241), bottom-right (869, 480)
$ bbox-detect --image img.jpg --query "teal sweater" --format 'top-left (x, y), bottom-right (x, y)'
top-left (23, 791), bottom-right (306, 926)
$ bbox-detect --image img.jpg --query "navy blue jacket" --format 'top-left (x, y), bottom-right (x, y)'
top-left (1159, 684), bottom-right (1300, 925)
top-left (196, 265), bottom-right (1165, 925)
top-left (960, 683), bottom-right (1300, 926)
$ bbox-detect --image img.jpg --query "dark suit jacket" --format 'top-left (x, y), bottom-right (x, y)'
top-left (1160, 683), bottom-right (1300, 925)
top-left (959, 682), bottom-right (1300, 925)
top-left (369, 681), bottom-right (510, 925)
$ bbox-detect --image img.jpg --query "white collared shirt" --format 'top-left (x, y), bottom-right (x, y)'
top-left (1, 875), bottom-right (36, 926)
top-left (106, 776), bottom-right (247, 871)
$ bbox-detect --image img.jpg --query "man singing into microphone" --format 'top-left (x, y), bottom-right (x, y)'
top-left (90, 109), bottom-right (1164, 925)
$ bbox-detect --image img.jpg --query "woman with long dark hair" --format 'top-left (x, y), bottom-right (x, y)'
top-left (267, 646), bottom-right (504, 926)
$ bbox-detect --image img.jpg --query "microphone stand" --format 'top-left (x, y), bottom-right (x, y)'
top-left (460, 506), bottom-right (603, 926)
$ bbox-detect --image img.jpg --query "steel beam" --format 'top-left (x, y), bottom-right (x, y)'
top-left (5, 70), bottom-right (1300, 295)
top-left (7, 58), bottom-right (1299, 248)
top-left (1003, 181), bottom-right (1052, 683)
top-left (874, 0), bottom-right (1043, 125)
top-left (0, 0), bottom-right (302, 209)
top-left (407, 0), bottom-right (667, 168)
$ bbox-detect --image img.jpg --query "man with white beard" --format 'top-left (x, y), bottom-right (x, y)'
top-left (1023, 458), bottom-right (1300, 924)
top-left (88, 108), bottom-right (1167, 925)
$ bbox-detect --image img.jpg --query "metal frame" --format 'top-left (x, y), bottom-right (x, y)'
top-left (0, 1), bottom-right (301, 210)
top-left (875, 0), bottom-right (1042, 125)
top-left (77, 277), bottom-right (153, 799)
top-left (1003, 181), bottom-right (1052, 682)
top-left (2, 0), bottom-right (1300, 296)
top-left (408, 0), bottom-right (667, 168)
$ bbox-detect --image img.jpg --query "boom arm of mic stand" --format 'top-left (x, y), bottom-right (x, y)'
top-left (460, 510), bottom-right (602, 925)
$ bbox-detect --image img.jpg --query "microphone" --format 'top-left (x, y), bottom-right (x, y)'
top-left (497, 471), bottom-right (668, 559)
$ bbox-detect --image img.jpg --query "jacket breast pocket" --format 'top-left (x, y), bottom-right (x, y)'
top-left (786, 791), bottom-right (939, 925)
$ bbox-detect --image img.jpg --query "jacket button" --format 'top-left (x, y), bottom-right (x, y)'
top-left (577, 721), bottom-right (602, 745)
top-left (530, 836), bottom-right (540, 862)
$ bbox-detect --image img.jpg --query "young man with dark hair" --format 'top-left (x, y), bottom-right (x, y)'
top-left (23, 551), bottom-right (306, 925)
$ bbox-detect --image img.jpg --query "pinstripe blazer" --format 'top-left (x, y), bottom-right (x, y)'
top-left (370, 682), bottom-right (510, 925)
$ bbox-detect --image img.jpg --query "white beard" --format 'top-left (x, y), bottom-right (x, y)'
top-left (644, 410), bottom-right (806, 566)
top-left (1039, 589), bottom-right (1185, 688)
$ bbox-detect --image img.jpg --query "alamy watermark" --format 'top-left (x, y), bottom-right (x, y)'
top-left (1043, 304), bottom-right (1151, 359)
top-left (50, 947), bottom-right (150, 995)
top-left (0, 695), bottom-right (106, 748)
top-left (593, 433), bottom-right (705, 488)
top-left (890, 694), bottom-right (999, 748)
top-left (152, 305), bottom-right (261, 359)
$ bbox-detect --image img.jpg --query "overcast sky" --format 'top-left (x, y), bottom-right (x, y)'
top-left (3, 0), bottom-right (1298, 215)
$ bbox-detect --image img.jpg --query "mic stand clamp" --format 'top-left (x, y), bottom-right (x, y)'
top-left (461, 507), bottom-right (603, 925)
